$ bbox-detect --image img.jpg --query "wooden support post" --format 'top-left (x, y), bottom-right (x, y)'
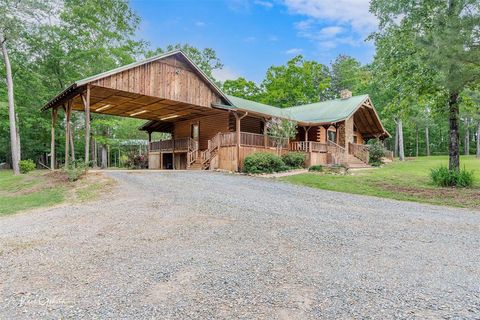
top-left (69, 125), bottom-right (75, 161)
top-left (148, 131), bottom-right (152, 152)
top-left (304, 126), bottom-right (311, 152)
top-left (64, 101), bottom-right (72, 167)
top-left (234, 112), bottom-right (248, 172)
top-left (263, 119), bottom-right (268, 148)
top-left (82, 85), bottom-right (91, 164)
top-left (50, 107), bottom-right (58, 170)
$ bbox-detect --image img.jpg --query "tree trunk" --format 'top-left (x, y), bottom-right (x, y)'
top-left (101, 144), bottom-right (108, 169)
top-left (448, 92), bottom-right (460, 171)
top-left (15, 112), bottom-right (21, 160)
top-left (1, 36), bottom-right (20, 175)
top-left (415, 126), bottom-right (419, 157)
top-left (425, 126), bottom-right (430, 156)
top-left (398, 119), bottom-right (405, 161)
top-left (394, 121), bottom-right (399, 158)
top-left (476, 121), bottom-right (480, 158)
top-left (464, 118), bottom-right (469, 155)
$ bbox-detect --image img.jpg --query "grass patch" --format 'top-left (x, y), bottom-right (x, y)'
top-left (0, 170), bottom-right (112, 216)
top-left (280, 156), bottom-right (480, 209)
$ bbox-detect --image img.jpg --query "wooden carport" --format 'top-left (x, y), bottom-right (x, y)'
top-left (41, 50), bottom-right (232, 169)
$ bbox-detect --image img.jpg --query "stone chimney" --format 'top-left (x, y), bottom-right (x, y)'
top-left (340, 89), bottom-right (352, 100)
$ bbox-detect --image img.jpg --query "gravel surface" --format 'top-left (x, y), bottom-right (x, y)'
top-left (1, 171), bottom-right (479, 319)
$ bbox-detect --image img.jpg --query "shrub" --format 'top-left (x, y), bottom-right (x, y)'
top-left (282, 152), bottom-right (306, 168)
top-left (309, 165), bottom-right (323, 172)
top-left (243, 152), bottom-right (286, 174)
top-left (19, 159), bottom-right (36, 174)
top-left (430, 166), bottom-right (474, 188)
top-left (367, 139), bottom-right (385, 166)
top-left (65, 160), bottom-right (88, 182)
top-left (124, 152), bottom-right (148, 169)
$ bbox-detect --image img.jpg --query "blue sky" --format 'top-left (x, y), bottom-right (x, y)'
top-left (130, 0), bottom-right (377, 83)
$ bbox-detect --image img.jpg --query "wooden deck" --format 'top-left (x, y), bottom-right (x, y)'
top-left (148, 131), bottom-right (374, 170)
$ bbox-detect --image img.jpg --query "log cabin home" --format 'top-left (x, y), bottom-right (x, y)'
top-left (42, 50), bottom-right (390, 171)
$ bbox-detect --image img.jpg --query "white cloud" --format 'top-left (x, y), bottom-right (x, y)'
top-left (195, 21), bottom-right (206, 27)
top-left (284, 0), bottom-right (377, 36)
top-left (294, 19), bottom-right (314, 31)
top-left (285, 48), bottom-right (303, 55)
top-left (254, 0), bottom-right (274, 8)
top-left (243, 36), bottom-right (257, 43)
top-left (212, 66), bottom-right (240, 82)
top-left (318, 26), bottom-right (344, 37)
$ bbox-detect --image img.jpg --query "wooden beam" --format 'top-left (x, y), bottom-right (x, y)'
top-left (83, 85), bottom-right (91, 164)
top-left (304, 126), bottom-right (311, 141)
top-left (234, 111), bottom-right (248, 171)
top-left (65, 101), bottom-right (72, 166)
top-left (69, 124), bottom-right (75, 161)
top-left (263, 118), bottom-right (269, 147)
top-left (50, 107), bottom-right (58, 170)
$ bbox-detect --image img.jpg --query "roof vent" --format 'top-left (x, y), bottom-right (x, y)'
top-left (340, 89), bottom-right (352, 100)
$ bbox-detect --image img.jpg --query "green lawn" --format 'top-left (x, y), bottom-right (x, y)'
top-left (0, 171), bottom-right (66, 216)
top-left (0, 170), bottom-right (112, 216)
top-left (280, 156), bottom-right (480, 209)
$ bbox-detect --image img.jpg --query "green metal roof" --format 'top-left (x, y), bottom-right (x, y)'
top-left (223, 94), bottom-right (369, 124)
top-left (285, 94), bottom-right (369, 123)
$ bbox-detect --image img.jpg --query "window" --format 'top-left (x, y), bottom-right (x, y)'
top-left (191, 123), bottom-right (199, 141)
top-left (353, 136), bottom-right (358, 144)
top-left (327, 130), bottom-right (336, 142)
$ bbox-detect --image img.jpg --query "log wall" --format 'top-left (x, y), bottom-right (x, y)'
top-left (173, 113), bottom-right (230, 150)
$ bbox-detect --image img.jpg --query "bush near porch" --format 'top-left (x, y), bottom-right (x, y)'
top-left (280, 156), bottom-right (480, 209)
top-left (243, 152), bottom-right (307, 174)
top-left (281, 152), bottom-right (306, 168)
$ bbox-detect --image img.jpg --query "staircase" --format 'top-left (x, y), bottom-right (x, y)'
top-left (188, 159), bottom-right (205, 170)
top-left (346, 154), bottom-right (371, 169)
top-left (187, 132), bottom-right (222, 170)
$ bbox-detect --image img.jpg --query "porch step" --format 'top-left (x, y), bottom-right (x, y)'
top-left (346, 154), bottom-right (371, 169)
top-left (188, 163), bottom-right (204, 170)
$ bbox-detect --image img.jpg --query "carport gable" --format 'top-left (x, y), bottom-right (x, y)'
top-left (42, 50), bottom-right (232, 123)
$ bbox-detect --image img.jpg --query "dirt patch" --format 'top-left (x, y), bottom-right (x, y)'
top-left (375, 182), bottom-right (480, 209)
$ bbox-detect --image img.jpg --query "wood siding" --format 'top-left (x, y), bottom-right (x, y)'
top-left (173, 113), bottom-right (230, 150)
top-left (228, 114), bottom-right (263, 134)
top-left (91, 55), bottom-right (223, 109)
top-left (217, 146), bottom-right (287, 171)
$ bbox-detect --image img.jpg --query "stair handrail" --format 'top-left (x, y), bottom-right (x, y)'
top-left (327, 140), bottom-right (346, 165)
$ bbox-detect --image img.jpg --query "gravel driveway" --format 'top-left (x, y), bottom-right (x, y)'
top-left (1, 171), bottom-right (479, 319)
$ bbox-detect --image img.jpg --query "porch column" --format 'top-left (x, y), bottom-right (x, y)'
top-left (345, 116), bottom-right (354, 154)
top-left (82, 85), bottom-right (91, 164)
top-left (50, 107), bottom-right (58, 170)
top-left (304, 126), bottom-right (311, 152)
top-left (263, 118), bottom-right (268, 148)
top-left (234, 112), bottom-right (248, 172)
top-left (64, 101), bottom-right (72, 166)
top-left (147, 131), bottom-right (152, 152)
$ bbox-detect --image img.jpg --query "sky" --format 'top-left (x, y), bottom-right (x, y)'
top-left (130, 0), bottom-right (378, 83)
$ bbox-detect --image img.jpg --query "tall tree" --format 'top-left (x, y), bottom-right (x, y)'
top-left (0, 0), bottom-right (51, 174)
top-left (371, 0), bottom-right (480, 171)
top-left (331, 55), bottom-right (371, 97)
top-left (262, 55), bottom-right (332, 107)
top-left (222, 77), bottom-right (263, 100)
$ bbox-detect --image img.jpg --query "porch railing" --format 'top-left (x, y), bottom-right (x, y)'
top-left (327, 140), bottom-right (346, 165)
top-left (289, 141), bottom-right (327, 153)
top-left (348, 142), bottom-right (369, 163)
top-left (150, 137), bottom-right (197, 152)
